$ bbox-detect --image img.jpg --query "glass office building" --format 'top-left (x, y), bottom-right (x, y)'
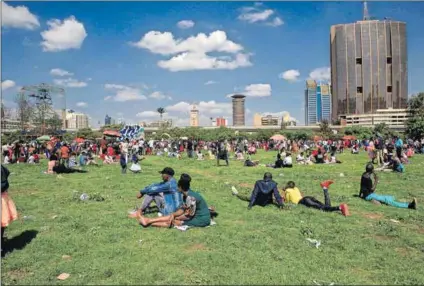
top-left (330, 20), bottom-right (407, 120)
top-left (305, 80), bottom-right (332, 125)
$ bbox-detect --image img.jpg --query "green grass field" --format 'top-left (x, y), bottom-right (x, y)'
top-left (1, 151), bottom-right (424, 285)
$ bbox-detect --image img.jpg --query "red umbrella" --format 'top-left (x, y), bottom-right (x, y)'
top-left (103, 130), bottom-right (121, 137)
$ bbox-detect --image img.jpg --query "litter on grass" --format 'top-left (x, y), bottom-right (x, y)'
top-left (174, 220), bottom-right (217, 232)
top-left (390, 219), bottom-right (400, 223)
top-left (339, 173), bottom-right (345, 177)
top-left (313, 280), bottom-right (335, 286)
top-left (57, 273), bottom-right (70, 280)
top-left (306, 238), bottom-right (321, 248)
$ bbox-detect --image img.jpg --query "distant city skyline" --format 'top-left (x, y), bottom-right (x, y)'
top-left (2, 1), bottom-right (423, 127)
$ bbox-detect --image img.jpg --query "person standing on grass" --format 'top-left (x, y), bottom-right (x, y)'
top-left (129, 167), bottom-right (182, 216)
top-left (282, 180), bottom-right (350, 216)
top-left (135, 174), bottom-right (211, 228)
top-left (231, 172), bottom-right (284, 210)
top-left (1, 165), bottom-right (18, 250)
top-left (359, 163), bottom-right (417, 209)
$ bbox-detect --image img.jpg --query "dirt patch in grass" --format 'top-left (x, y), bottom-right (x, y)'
top-left (372, 235), bottom-right (392, 241)
top-left (233, 220), bottom-right (246, 225)
top-left (363, 213), bottom-right (384, 220)
top-left (7, 269), bottom-right (32, 280)
top-left (395, 247), bottom-right (413, 257)
top-left (185, 243), bottom-right (209, 253)
top-left (239, 183), bottom-right (253, 188)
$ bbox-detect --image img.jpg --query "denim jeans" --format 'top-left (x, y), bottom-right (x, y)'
top-left (366, 193), bottom-right (409, 208)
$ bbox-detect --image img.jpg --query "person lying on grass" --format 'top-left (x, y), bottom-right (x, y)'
top-left (359, 163), bottom-right (417, 209)
top-left (282, 180), bottom-right (350, 216)
top-left (231, 172), bottom-right (284, 210)
top-left (130, 167), bottom-right (182, 216)
top-left (134, 174), bottom-right (212, 228)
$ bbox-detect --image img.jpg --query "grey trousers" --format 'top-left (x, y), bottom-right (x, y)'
top-left (140, 194), bottom-right (165, 212)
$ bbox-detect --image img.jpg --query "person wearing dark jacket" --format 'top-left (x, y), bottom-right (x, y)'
top-left (231, 172), bottom-right (284, 209)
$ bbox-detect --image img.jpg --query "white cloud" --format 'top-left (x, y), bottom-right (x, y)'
top-left (50, 68), bottom-right (73, 77)
top-left (239, 8), bottom-right (274, 23)
top-left (309, 67), bottom-right (331, 81)
top-left (53, 78), bottom-right (87, 88)
top-left (104, 84), bottom-right (147, 102)
top-left (41, 16), bottom-right (87, 52)
top-left (1, 2), bottom-right (40, 30)
top-left (238, 5), bottom-right (283, 27)
top-left (279, 69), bottom-right (300, 82)
top-left (228, 83), bottom-right (271, 97)
top-left (136, 111), bottom-right (163, 118)
top-left (177, 20), bottom-right (195, 29)
top-left (1, 80), bottom-right (16, 91)
top-left (205, 80), bottom-right (218, 85)
top-left (76, 102), bottom-right (88, 108)
top-left (149, 91), bottom-right (171, 100)
top-left (130, 30), bottom-right (252, 72)
top-left (267, 17), bottom-right (284, 27)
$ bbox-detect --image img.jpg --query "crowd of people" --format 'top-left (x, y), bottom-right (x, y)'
top-left (0, 133), bottom-right (422, 246)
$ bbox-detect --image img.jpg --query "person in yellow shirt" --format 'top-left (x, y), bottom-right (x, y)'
top-left (282, 180), bottom-right (350, 216)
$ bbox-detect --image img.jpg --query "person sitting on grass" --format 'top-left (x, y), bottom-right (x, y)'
top-left (282, 180), bottom-right (350, 216)
top-left (197, 150), bottom-right (204, 161)
top-left (130, 167), bottom-right (182, 216)
top-left (266, 153), bottom-right (284, 168)
top-left (135, 174), bottom-right (212, 228)
top-left (69, 152), bottom-right (78, 168)
top-left (283, 153), bottom-right (293, 168)
top-left (392, 157), bottom-right (405, 173)
top-left (296, 152), bottom-right (306, 165)
top-left (231, 172), bottom-right (284, 210)
top-left (359, 163), bottom-right (416, 209)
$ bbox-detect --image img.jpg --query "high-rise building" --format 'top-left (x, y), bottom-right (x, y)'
top-left (190, 104), bottom-right (199, 127)
top-left (216, 117), bottom-right (227, 127)
top-left (330, 3), bottom-right (407, 120)
top-left (231, 94), bottom-right (246, 126)
top-left (105, 114), bottom-right (111, 125)
top-left (305, 80), bottom-right (332, 125)
top-left (66, 111), bottom-right (89, 129)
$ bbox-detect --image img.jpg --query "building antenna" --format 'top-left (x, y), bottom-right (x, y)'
top-left (363, 1), bottom-right (369, 21)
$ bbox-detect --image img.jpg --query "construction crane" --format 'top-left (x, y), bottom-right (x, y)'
top-left (20, 83), bottom-right (66, 134)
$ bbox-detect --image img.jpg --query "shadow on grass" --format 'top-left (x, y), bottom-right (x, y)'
top-left (2, 230), bottom-right (38, 257)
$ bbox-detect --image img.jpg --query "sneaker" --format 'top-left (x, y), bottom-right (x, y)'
top-left (320, 180), bottom-right (334, 189)
top-left (408, 198), bottom-right (417, 210)
top-left (340, 203), bottom-right (350, 216)
top-left (231, 186), bottom-right (238, 195)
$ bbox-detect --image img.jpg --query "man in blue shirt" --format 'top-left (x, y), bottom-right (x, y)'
top-left (130, 167), bottom-right (182, 216)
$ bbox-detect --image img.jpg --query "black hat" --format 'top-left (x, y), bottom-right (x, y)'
top-left (159, 167), bottom-right (175, 176)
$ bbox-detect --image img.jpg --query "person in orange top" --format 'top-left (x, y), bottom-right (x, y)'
top-left (60, 143), bottom-right (70, 166)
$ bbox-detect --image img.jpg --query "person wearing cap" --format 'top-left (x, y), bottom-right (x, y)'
top-left (231, 172), bottom-right (284, 209)
top-left (133, 167), bottom-right (182, 216)
top-left (136, 174), bottom-right (212, 228)
top-left (359, 163), bottom-right (417, 209)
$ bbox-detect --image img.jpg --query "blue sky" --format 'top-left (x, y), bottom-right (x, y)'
top-left (2, 1), bottom-right (424, 127)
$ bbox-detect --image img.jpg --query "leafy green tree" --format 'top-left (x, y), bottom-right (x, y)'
top-left (319, 119), bottom-right (332, 138)
top-left (405, 92), bottom-right (424, 140)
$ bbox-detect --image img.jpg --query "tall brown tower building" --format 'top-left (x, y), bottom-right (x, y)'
top-left (330, 13), bottom-right (407, 120)
top-left (231, 94), bottom-right (246, 126)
